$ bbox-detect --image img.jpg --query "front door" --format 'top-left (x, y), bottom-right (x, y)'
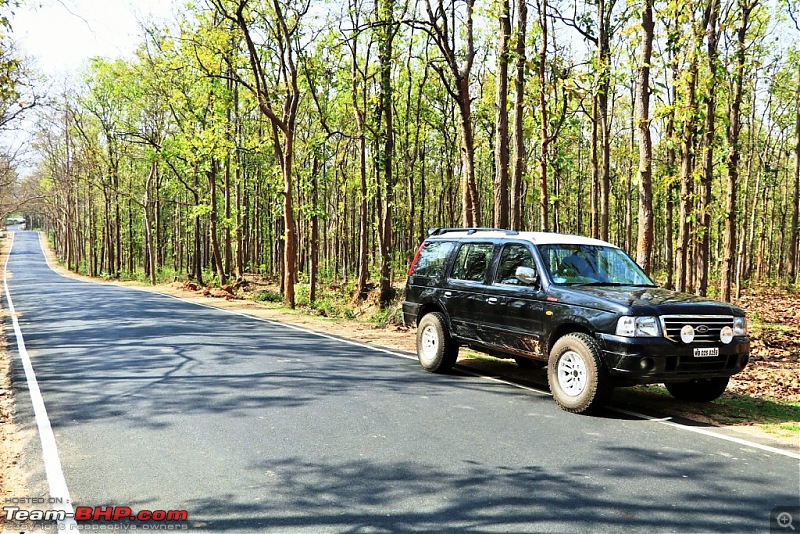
top-left (482, 243), bottom-right (545, 357)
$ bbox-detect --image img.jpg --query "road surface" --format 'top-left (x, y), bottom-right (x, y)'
top-left (5, 231), bottom-right (799, 532)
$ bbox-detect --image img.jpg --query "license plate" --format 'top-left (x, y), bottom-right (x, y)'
top-left (693, 347), bottom-right (719, 358)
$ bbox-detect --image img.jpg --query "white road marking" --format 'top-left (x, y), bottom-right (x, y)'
top-left (4, 233), bottom-right (77, 528)
top-left (31, 232), bottom-right (800, 461)
top-left (611, 407), bottom-right (800, 460)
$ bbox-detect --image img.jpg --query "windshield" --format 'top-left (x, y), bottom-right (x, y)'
top-left (538, 244), bottom-right (655, 286)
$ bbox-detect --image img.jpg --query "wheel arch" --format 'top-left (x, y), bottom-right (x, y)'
top-left (416, 302), bottom-right (450, 327)
top-left (546, 321), bottom-right (594, 357)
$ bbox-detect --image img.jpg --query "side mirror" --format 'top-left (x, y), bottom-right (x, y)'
top-left (515, 266), bottom-right (539, 286)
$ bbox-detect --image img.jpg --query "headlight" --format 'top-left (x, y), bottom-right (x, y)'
top-left (733, 316), bottom-right (748, 336)
top-left (616, 316), bottom-right (661, 337)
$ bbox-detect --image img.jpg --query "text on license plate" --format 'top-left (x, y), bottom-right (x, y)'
top-left (693, 347), bottom-right (719, 357)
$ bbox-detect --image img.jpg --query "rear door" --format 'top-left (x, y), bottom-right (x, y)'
top-left (445, 242), bottom-right (496, 342)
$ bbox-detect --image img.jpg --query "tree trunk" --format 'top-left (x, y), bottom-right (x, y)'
top-left (208, 159), bottom-right (226, 285)
top-left (697, 0), bottom-right (721, 296)
top-left (144, 162), bottom-right (157, 286)
top-left (493, 0), bottom-right (511, 229)
top-left (597, 0), bottom-right (615, 242)
top-left (510, 0), bottom-right (527, 231)
top-left (789, 63), bottom-right (800, 283)
top-left (310, 155), bottom-right (319, 303)
top-left (635, 0), bottom-right (654, 273)
top-left (537, 0), bottom-right (550, 232)
top-left (676, 16), bottom-right (699, 293)
top-left (377, 0), bottom-right (396, 307)
top-left (722, 0), bottom-right (755, 302)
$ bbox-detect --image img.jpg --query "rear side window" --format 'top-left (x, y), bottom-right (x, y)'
top-left (450, 243), bottom-right (494, 283)
top-left (411, 241), bottom-right (456, 277)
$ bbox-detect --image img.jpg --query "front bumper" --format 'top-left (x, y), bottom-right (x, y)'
top-left (596, 333), bottom-right (750, 385)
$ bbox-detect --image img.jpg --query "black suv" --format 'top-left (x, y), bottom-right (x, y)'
top-left (402, 228), bottom-right (750, 413)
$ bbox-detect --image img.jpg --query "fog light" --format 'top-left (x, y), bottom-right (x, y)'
top-left (680, 325), bottom-right (695, 344)
top-left (639, 358), bottom-right (654, 371)
top-left (720, 326), bottom-right (734, 344)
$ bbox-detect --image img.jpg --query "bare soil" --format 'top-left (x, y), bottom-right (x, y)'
top-left (1, 233), bottom-right (798, 522)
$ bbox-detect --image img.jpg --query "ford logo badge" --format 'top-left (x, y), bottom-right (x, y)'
top-left (696, 325), bottom-right (710, 334)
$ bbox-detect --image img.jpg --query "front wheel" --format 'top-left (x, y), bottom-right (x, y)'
top-left (416, 312), bottom-right (458, 373)
top-left (547, 333), bottom-right (611, 414)
top-left (665, 377), bottom-right (729, 402)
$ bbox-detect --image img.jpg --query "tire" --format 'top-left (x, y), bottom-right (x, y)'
top-left (547, 333), bottom-right (611, 414)
top-left (665, 377), bottom-right (729, 402)
top-left (514, 357), bottom-right (546, 369)
top-left (416, 312), bottom-right (458, 373)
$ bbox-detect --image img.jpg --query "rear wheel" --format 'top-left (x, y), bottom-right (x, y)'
top-left (548, 333), bottom-right (611, 414)
top-left (416, 312), bottom-right (458, 373)
top-left (665, 377), bottom-right (729, 402)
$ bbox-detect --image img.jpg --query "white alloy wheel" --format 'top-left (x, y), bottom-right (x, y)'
top-left (557, 351), bottom-right (587, 396)
top-left (547, 333), bottom-right (611, 413)
top-left (419, 324), bottom-right (441, 367)
top-left (415, 312), bottom-right (458, 373)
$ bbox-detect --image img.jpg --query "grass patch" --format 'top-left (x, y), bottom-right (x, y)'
top-left (631, 385), bottom-right (800, 429)
top-left (254, 289), bottom-right (283, 303)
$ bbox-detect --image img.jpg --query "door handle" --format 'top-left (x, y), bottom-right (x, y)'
top-left (444, 291), bottom-right (452, 298)
top-left (487, 297), bottom-right (498, 304)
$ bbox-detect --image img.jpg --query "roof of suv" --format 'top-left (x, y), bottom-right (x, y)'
top-left (426, 228), bottom-right (618, 248)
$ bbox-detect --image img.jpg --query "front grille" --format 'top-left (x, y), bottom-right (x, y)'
top-left (660, 315), bottom-right (734, 344)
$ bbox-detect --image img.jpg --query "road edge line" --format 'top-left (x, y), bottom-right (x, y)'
top-left (4, 232), bottom-right (77, 528)
top-left (33, 232), bottom-right (800, 461)
top-left (610, 407), bottom-right (800, 460)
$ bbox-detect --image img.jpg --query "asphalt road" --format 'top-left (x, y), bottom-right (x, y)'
top-left (6, 231), bottom-right (800, 532)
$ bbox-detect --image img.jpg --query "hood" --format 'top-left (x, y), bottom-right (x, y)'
top-left (552, 285), bottom-right (742, 316)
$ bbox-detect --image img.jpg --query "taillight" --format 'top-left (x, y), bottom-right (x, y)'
top-left (408, 242), bottom-right (426, 275)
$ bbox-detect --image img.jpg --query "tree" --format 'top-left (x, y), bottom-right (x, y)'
top-left (791, 50), bottom-right (800, 283)
top-left (721, 0), bottom-right (759, 302)
top-left (421, 0), bottom-right (481, 227)
top-left (210, 0), bottom-right (310, 308)
top-left (375, 0), bottom-right (401, 306)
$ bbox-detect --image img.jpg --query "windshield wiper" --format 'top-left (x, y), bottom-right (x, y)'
top-left (565, 282), bottom-right (656, 287)
top-left (565, 282), bottom-right (623, 287)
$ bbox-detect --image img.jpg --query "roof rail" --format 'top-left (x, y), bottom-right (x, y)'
top-left (427, 227), bottom-right (519, 236)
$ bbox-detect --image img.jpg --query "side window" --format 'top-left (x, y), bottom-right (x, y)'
top-left (450, 243), bottom-right (494, 283)
top-left (494, 244), bottom-right (535, 285)
top-left (412, 241), bottom-right (455, 278)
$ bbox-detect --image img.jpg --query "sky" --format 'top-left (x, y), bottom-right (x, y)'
top-left (12, 0), bottom-right (180, 79)
top-left (5, 0), bottom-right (182, 172)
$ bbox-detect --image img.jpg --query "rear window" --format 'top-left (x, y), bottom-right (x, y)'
top-left (449, 243), bottom-right (494, 283)
top-left (411, 241), bottom-right (456, 278)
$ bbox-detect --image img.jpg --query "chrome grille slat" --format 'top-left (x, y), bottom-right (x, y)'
top-left (659, 315), bottom-right (734, 344)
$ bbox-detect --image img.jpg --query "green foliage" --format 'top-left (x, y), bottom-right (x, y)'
top-left (254, 289), bottom-right (283, 303)
top-left (24, 0), bottom-right (800, 306)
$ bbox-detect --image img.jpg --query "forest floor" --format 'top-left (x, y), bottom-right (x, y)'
top-left (1, 234), bottom-right (799, 519)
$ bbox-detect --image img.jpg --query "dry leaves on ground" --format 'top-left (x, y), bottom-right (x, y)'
top-left (731, 290), bottom-right (800, 401)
